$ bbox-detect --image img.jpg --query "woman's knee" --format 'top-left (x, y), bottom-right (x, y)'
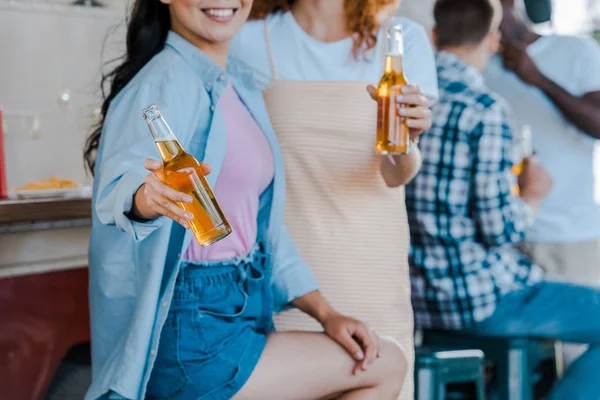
top-left (377, 337), bottom-right (408, 390)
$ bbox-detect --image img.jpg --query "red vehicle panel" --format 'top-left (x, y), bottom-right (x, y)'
top-left (0, 268), bottom-right (90, 400)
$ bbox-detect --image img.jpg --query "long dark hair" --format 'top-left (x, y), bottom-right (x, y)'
top-left (84, 0), bottom-right (171, 174)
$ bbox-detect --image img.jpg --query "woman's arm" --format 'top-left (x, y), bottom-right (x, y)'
top-left (380, 148), bottom-right (422, 187)
top-left (273, 228), bottom-right (381, 373)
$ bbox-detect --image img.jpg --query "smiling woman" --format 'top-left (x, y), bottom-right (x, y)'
top-left (84, 0), bottom-right (409, 399)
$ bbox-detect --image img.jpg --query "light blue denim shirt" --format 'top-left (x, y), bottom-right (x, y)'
top-left (86, 31), bottom-right (319, 400)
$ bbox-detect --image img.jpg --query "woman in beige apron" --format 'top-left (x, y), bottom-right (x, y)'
top-left (237, 2), bottom-right (437, 398)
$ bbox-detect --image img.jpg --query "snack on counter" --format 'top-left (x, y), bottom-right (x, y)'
top-left (13, 176), bottom-right (80, 191)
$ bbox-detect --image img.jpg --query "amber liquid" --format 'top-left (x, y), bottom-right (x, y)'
top-left (155, 140), bottom-right (231, 246)
top-left (511, 158), bottom-right (526, 195)
top-left (376, 55), bottom-right (411, 155)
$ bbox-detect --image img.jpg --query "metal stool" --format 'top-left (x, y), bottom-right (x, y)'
top-left (415, 347), bottom-right (486, 400)
top-left (422, 330), bottom-right (558, 400)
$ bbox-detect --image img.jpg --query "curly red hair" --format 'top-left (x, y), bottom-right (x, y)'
top-left (249, 0), bottom-right (398, 57)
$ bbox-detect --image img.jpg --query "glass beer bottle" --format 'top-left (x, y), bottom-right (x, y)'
top-left (142, 104), bottom-right (232, 246)
top-left (512, 124), bottom-right (533, 195)
top-left (376, 21), bottom-right (411, 155)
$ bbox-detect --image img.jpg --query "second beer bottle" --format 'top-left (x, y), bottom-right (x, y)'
top-left (142, 104), bottom-right (232, 246)
top-left (376, 20), bottom-right (411, 155)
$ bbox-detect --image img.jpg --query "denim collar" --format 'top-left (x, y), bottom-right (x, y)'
top-left (165, 31), bottom-right (255, 91)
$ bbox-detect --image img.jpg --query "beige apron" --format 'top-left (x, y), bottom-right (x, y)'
top-left (262, 21), bottom-right (414, 399)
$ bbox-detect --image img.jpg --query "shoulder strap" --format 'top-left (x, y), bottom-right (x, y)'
top-left (378, 23), bottom-right (388, 74)
top-left (263, 19), bottom-right (279, 80)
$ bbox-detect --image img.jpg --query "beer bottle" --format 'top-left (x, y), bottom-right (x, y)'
top-left (376, 21), bottom-right (411, 155)
top-left (142, 104), bottom-right (232, 246)
top-left (512, 124), bottom-right (534, 195)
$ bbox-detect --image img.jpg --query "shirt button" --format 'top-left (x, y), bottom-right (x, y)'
top-left (150, 349), bottom-right (156, 356)
top-left (162, 300), bottom-right (168, 308)
top-left (218, 73), bottom-right (226, 81)
top-left (206, 80), bottom-right (212, 87)
top-left (210, 105), bottom-right (215, 112)
top-left (176, 252), bottom-right (181, 258)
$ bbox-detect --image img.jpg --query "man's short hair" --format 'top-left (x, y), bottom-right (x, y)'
top-left (434, 0), bottom-right (495, 48)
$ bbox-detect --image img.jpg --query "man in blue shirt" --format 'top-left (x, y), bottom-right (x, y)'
top-left (485, 0), bottom-right (600, 367)
top-left (407, 0), bottom-right (600, 397)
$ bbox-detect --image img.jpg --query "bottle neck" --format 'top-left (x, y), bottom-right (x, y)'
top-left (143, 106), bottom-right (177, 141)
top-left (142, 104), bottom-right (182, 162)
top-left (384, 25), bottom-right (404, 74)
top-left (384, 54), bottom-right (404, 74)
top-left (386, 33), bottom-right (404, 58)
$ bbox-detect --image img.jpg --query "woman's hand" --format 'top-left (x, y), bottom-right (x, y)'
top-left (367, 84), bottom-right (432, 139)
top-left (321, 312), bottom-right (381, 375)
top-left (291, 291), bottom-right (381, 374)
top-left (130, 158), bottom-right (211, 227)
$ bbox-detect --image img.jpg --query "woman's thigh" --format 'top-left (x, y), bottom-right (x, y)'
top-left (232, 332), bottom-right (408, 400)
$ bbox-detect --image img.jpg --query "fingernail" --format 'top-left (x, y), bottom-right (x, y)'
top-left (399, 108), bottom-right (407, 115)
top-left (184, 195), bottom-right (193, 203)
top-left (396, 94), bottom-right (405, 101)
top-left (355, 351), bottom-right (364, 360)
top-left (183, 222), bottom-right (190, 229)
top-left (185, 212), bottom-right (194, 220)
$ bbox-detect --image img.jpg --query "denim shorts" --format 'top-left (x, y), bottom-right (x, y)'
top-left (146, 243), bottom-right (274, 400)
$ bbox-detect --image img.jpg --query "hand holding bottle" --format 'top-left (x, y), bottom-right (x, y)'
top-left (138, 104), bottom-right (231, 246)
top-left (368, 84), bottom-right (431, 137)
top-left (519, 156), bottom-right (553, 211)
top-left (131, 159), bottom-right (212, 228)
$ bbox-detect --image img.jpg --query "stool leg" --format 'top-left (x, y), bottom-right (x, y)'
top-left (437, 382), bottom-right (446, 400)
top-left (497, 346), bottom-right (532, 400)
top-left (554, 341), bottom-right (565, 378)
top-left (416, 368), bottom-right (438, 400)
top-left (475, 373), bottom-right (486, 400)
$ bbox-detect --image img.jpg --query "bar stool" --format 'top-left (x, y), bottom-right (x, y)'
top-left (415, 347), bottom-right (486, 400)
top-left (422, 330), bottom-right (558, 400)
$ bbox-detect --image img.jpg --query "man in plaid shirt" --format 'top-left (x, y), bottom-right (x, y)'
top-left (406, 0), bottom-right (550, 331)
top-left (407, 0), bottom-right (600, 396)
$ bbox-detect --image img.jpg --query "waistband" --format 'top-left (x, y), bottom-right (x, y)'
top-left (178, 242), bottom-right (265, 281)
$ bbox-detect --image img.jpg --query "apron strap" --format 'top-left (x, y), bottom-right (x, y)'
top-left (263, 19), bottom-right (279, 80)
top-left (378, 22), bottom-right (388, 74)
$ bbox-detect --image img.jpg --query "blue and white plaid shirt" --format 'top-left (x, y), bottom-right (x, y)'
top-left (406, 51), bottom-right (543, 330)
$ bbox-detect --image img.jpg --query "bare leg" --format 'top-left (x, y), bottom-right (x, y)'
top-left (232, 332), bottom-right (407, 400)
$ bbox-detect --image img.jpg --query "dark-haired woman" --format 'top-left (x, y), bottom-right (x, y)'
top-left (84, 0), bottom-right (407, 399)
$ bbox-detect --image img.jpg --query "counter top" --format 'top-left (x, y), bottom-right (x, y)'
top-left (0, 197), bottom-right (91, 226)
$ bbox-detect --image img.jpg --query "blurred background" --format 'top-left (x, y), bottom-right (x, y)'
top-left (1, 0), bottom-right (599, 193)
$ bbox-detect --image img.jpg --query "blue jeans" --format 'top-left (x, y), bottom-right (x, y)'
top-left (470, 281), bottom-right (600, 399)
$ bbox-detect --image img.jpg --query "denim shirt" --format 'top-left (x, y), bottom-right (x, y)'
top-left (86, 32), bottom-right (319, 400)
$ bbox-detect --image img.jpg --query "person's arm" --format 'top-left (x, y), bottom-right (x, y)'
top-left (271, 225), bottom-right (320, 312)
top-left (379, 148), bottom-right (422, 187)
top-left (503, 41), bottom-right (600, 139)
top-left (94, 83), bottom-right (176, 241)
top-left (273, 228), bottom-right (381, 371)
top-left (471, 101), bottom-right (535, 248)
top-left (535, 79), bottom-right (600, 139)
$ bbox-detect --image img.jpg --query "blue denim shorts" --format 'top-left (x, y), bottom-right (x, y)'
top-left (146, 243), bottom-right (274, 400)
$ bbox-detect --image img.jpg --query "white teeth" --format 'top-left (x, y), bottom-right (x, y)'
top-left (205, 9), bottom-right (234, 18)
